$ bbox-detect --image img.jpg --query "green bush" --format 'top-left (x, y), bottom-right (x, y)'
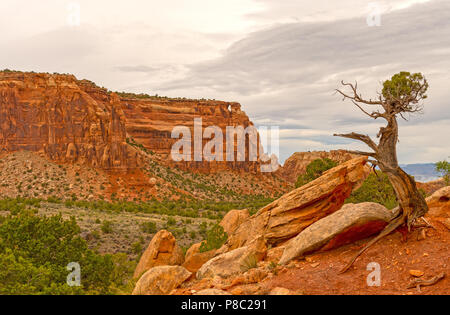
top-left (436, 160), bottom-right (450, 185)
top-left (140, 221), bottom-right (157, 234)
top-left (345, 173), bottom-right (398, 209)
top-left (199, 224), bottom-right (227, 253)
top-left (101, 220), bottom-right (113, 234)
top-left (0, 211), bottom-right (115, 294)
top-left (295, 158), bottom-right (338, 188)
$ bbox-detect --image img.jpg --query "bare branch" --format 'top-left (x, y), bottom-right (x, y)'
top-left (333, 132), bottom-right (378, 152)
top-left (344, 150), bottom-right (377, 158)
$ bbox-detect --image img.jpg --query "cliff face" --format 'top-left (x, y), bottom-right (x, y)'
top-left (120, 98), bottom-right (260, 173)
top-left (277, 150), bottom-right (358, 183)
top-left (0, 71), bottom-right (263, 173)
top-left (0, 72), bottom-right (140, 171)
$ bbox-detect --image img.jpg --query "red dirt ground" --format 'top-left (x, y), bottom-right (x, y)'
top-left (262, 218), bottom-right (449, 295)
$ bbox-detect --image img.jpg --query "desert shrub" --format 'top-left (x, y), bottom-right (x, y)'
top-left (0, 211), bottom-right (115, 295)
top-left (345, 173), bottom-right (398, 209)
top-left (240, 254), bottom-right (258, 272)
top-left (101, 220), bottom-right (113, 234)
top-left (140, 221), bottom-right (157, 234)
top-left (436, 160), bottom-right (450, 185)
top-left (199, 224), bottom-right (227, 253)
top-left (131, 241), bottom-right (143, 256)
top-left (295, 158), bottom-right (338, 188)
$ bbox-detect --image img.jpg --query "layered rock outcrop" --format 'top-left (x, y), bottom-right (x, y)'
top-left (277, 150), bottom-right (358, 183)
top-left (0, 71), bottom-right (139, 171)
top-left (0, 71), bottom-right (266, 174)
top-left (221, 157), bottom-right (370, 251)
top-left (279, 202), bottom-right (395, 265)
top-left (120, 97), bottom-right (262, 173)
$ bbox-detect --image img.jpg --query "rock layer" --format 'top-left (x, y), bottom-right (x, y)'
top-left (222, 157), bottom-right (370, 250)
top-left (121, 97), bottom-right (263, 173)
top-left (279, 202), bottom-right (395, 265)
top-left (0, 71), bottom-right (266, 174)
top-left (0, 72), bottom-right (139, 171)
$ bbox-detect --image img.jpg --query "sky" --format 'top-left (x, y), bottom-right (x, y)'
top-left (1, 0), bottom-right (449, 164)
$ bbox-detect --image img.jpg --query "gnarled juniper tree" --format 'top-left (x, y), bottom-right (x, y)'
top-left (334, 72), bottom-right (429, 272)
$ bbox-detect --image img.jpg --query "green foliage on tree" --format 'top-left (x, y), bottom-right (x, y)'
top-left (382, 72), bottom-right (428, 102)
top-left (295, 158), bottom-right (338, 188)
top-left (199, 224), bottom-right (227, 253)
top-left (436, 160), bottom-right (450, 185)
top-left (0, 210), bottom-right (126, 295)
top-left (345, 173), bottom-right (398, 210)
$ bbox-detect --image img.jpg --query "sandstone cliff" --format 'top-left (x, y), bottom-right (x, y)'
top-left (0, 71), bottom-right (140, 171)
top-left (120, 97), bottom-right (261, 173)
top-left (0, 71), bottom-right (264, 174)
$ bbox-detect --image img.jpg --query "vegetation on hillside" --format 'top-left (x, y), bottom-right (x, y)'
top-left (199, 224), bottom-right (228, 253)
top-left (295, 158), bottom-right (338, 188)
top-left (0, 200), bottom-right (135, 295)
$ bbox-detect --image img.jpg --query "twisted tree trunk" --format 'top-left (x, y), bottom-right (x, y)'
top-left (375, 116), bottom-right (428, 229)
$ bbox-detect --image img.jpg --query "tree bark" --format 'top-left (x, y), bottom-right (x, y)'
top-left (374, 116), bottom-right (428, 229)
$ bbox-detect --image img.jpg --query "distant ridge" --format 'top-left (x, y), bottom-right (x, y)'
top-left (400, 163), bottom-right (441, 182)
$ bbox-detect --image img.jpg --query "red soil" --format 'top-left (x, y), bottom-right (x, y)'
top-left (264, 218), bottom-right (449, 295)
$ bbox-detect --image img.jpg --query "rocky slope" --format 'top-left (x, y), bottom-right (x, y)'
top-left (132, 164), bottom-right (450, 295)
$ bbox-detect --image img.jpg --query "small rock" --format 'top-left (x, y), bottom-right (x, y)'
top-left (305, 256), bottom-right (315, 263)
top-left (270, 287), bottom-right (291, 295)
top-left (409, 270), bottom-right (424, 277)
top-left (311, 262), bottom-right (320, 268)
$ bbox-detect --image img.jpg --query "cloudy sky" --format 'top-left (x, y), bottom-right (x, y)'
top-left (1, 0), bottom-right (449, 164)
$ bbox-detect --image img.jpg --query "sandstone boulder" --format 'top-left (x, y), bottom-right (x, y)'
top-left (223, 157), bottom-right (369, 251)
top-left (197, 236), bottom-right (267, 280)
top-left (132, 265), bottom-right (191, 295)
top-left (182, 242), bottom-right (217, 274)
top-left (426, 186), bottom-right (450, 218)
top-left (220, 209), bottom-right (250, 235)
top-left (133, 230), bottom-right (184, 279)
top-left (279, 202), bottom-right (395, 265)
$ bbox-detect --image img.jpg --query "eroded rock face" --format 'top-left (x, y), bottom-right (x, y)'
top-left (222, 157), bottom-right (370, 250)
top-left (0, 72), bottom-right (139, 171)
top-left (196, 236), bottom-right (267, 280)
top-left (133, 230), bottom-right (184, 279)
top-left (220, 209), bottom-right (250, 235)
top-left (0, 71), bottom-right (268, 174)
top-left (132, 265), bottom-right (191, 295)
top-left (426, 186), bottom-right (450, 218)
top-left (120, 97), bottom-right (263, 173)
top-left (279, 202), bottom-right (395, 265)
top-left (277, 150), bottom-right (358, 183)
top-left (182, 242), bottom-right (217, 274)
